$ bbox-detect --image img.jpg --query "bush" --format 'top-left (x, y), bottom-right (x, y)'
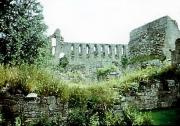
top-left (96, 65), bottom-right (117, 80)
top-left (27, 114), bottom-right (62, 126)
top-left (58, 56), bottom-right (69, 68)
top-left (105, 111), bottom-right (125, 126)
top-left (67, 108), bottom-right (87, 126)
top-left (121, 55), bottom-right (129, 69)
top-left (123, 105), bottom-right (153, 126)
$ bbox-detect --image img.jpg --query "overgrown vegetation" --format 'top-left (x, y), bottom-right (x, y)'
top-left (58, 56), bottom-right (69, 68)
top-left (123, 105), bottom-right (153, 126)
top-left (0, 63), bottom-right (177, 125)
top-left (1, 0), bottom-right (179, 125)
top-left (129, 54), bottom-right (166, 65)
top-left (121, 55), bottom-right (129, 69)
top-left (96, 65), bottom-right (117, 80)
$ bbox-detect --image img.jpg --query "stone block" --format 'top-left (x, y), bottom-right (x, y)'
top-left (167, 80), bottom-right (175, 87)
top-left (47, 96), bottom-right (56, 105)
top-left (160, 102), bottom-right (169, 108)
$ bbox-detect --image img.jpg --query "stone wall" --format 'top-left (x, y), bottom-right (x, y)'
top-left (120, 79), bottom-right (180, 110)
top-left (128, 16), bottom-right (180, 63)
top-left (49, 16), bottom-right (180, 72)
top-left (172, 38), bottom-right (180, 66)
top-left (0, 78), bottom-right (179, 125)
top-left (49, 29), bottom-right (128, 75)
top-left (0, 95), bottom-right (68, 125)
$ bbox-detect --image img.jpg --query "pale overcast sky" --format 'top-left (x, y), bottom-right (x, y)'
top-left (40, 0), bottom-right (180, 44)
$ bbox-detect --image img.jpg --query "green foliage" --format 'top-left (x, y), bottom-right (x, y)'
top-left (129, 54), bottom-right (166, 65)
top-left (0, 63), bottom-right (176, 125)
top-left (34, 42), bottom-right (52, 67)
top-left (88, 85), bottom-right (115, 105)
top-left (114, 64), bottom-right (171, 85)
top-left (96, 65), bottom-right (117, 80)
top-left (58, 56), bottom-right (69, 68)
top-left (0, 0), bottom-right (48, 65)
top-left (133, 112), bottom-right (152, 126)
top-left (123, 105), bottom-right (153, 126)
top-left (66, 71), bottom-right (86, 83)
top-left (67, 108), bottom-right (87, 126)
top-left (68, 86), bottom-right (90, 108)
top-left (105, 111), bottom-right (125, 126)
top-left (27, 114), bottom-right (62, 126)
top-left (0, 63), bottom-right (173, 100)
top-left (121, 55), bottom-right (129, 69)
top-left (89, 113), bottom-right (99, 126)
top-left (15, 117), bottom-right (21, 126)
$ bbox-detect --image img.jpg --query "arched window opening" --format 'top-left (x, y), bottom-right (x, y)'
top-left (122, 45), bottom-right (125, 56)
top-left (94, 44), bottom-right (98, 56)
top-left (51, 38), bottom-right (56, 47)
top-left (86, 45), bottom-right (90, 55)
top-left (108, 45), bottom-right (112, 54)
top-left (71, 44), bottom-right (75, 58)
top-left (115, 46), bottom-right (117, 55)
top-left (79, 44), bottom-right (82, 54)
top-left (101, 45), bottom-right (105, 57)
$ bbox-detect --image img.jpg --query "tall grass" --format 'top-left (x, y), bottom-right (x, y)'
top-left (1, 64), bottom-right (173, 125)
top-left (0, 64), bottom-right (117, 107)
top-left (0, 63), bottom-right (174, 106)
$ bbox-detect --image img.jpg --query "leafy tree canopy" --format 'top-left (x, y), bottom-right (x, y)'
top-left (0, 0), bottom-right (49, 65)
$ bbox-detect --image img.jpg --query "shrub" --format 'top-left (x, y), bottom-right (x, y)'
top-left (105, 111), bottom-right (125, 126)
top-left (67, 108), bottom-right (87, 126)
top-left (121, 55), bottom-right (129, 69)
top-left (123, 105), bottom-right (153, 126)
top-left (27, 114), bottom-right (61, 126)
top-left (96, 65), bottom-right (117, 80)
top-left (68, 86), bottom-right (90, 108)
top-left (58, 56), bottom-right (69, 68)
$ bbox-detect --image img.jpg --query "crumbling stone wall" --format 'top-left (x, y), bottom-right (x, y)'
top-left (49, 29), bottom-right (128, 75)
top-left (0, 95), bottom-right (68, 125)
top-left (123, 79), bottom-right (179, 110)
top-left (172, 38), bottom-right (180, 66)
top-left (0, 78), bottom-right (179, 125)
top-left (128, 16), bottom-right (180, 63)
top-left (50, 16), bottom-right (180, 72)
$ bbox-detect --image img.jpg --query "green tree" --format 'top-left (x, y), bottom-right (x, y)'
top-left (0, 0), bottom-right (48, 65)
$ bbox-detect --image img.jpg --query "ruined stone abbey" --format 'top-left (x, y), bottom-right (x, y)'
top-left (50, 16), bottom-right (180, 72)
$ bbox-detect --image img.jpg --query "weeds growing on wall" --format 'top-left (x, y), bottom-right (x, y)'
top-left (0, 63), bottom-right (174, 97)
top-left (96, 65), bottom-right (117, 80)
top-left (0, 63), bottom-right (176, 125)
top-left (58, 56), bottom-right (69, 68)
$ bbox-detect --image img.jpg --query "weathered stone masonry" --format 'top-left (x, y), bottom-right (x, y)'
top-left (50, 29), bottom-right (128, 64)
top-left (1, 79), bottom-right (179, 125)
top-left (129, 16), bottom-right (180, 63)
top-left (0, 95), bottom-right (68, 125)
top-left (1, 16), bottom-right (180, 125)
top-left (50, 16), bottom-right (180, 71)
top-left (50, 29), bottom-right (128, 74)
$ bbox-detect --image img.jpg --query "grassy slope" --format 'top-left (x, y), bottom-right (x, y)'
top-left (0, 63), bottom-right (175, 105)
top-left (0, 64), bottom-right (178, 125)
